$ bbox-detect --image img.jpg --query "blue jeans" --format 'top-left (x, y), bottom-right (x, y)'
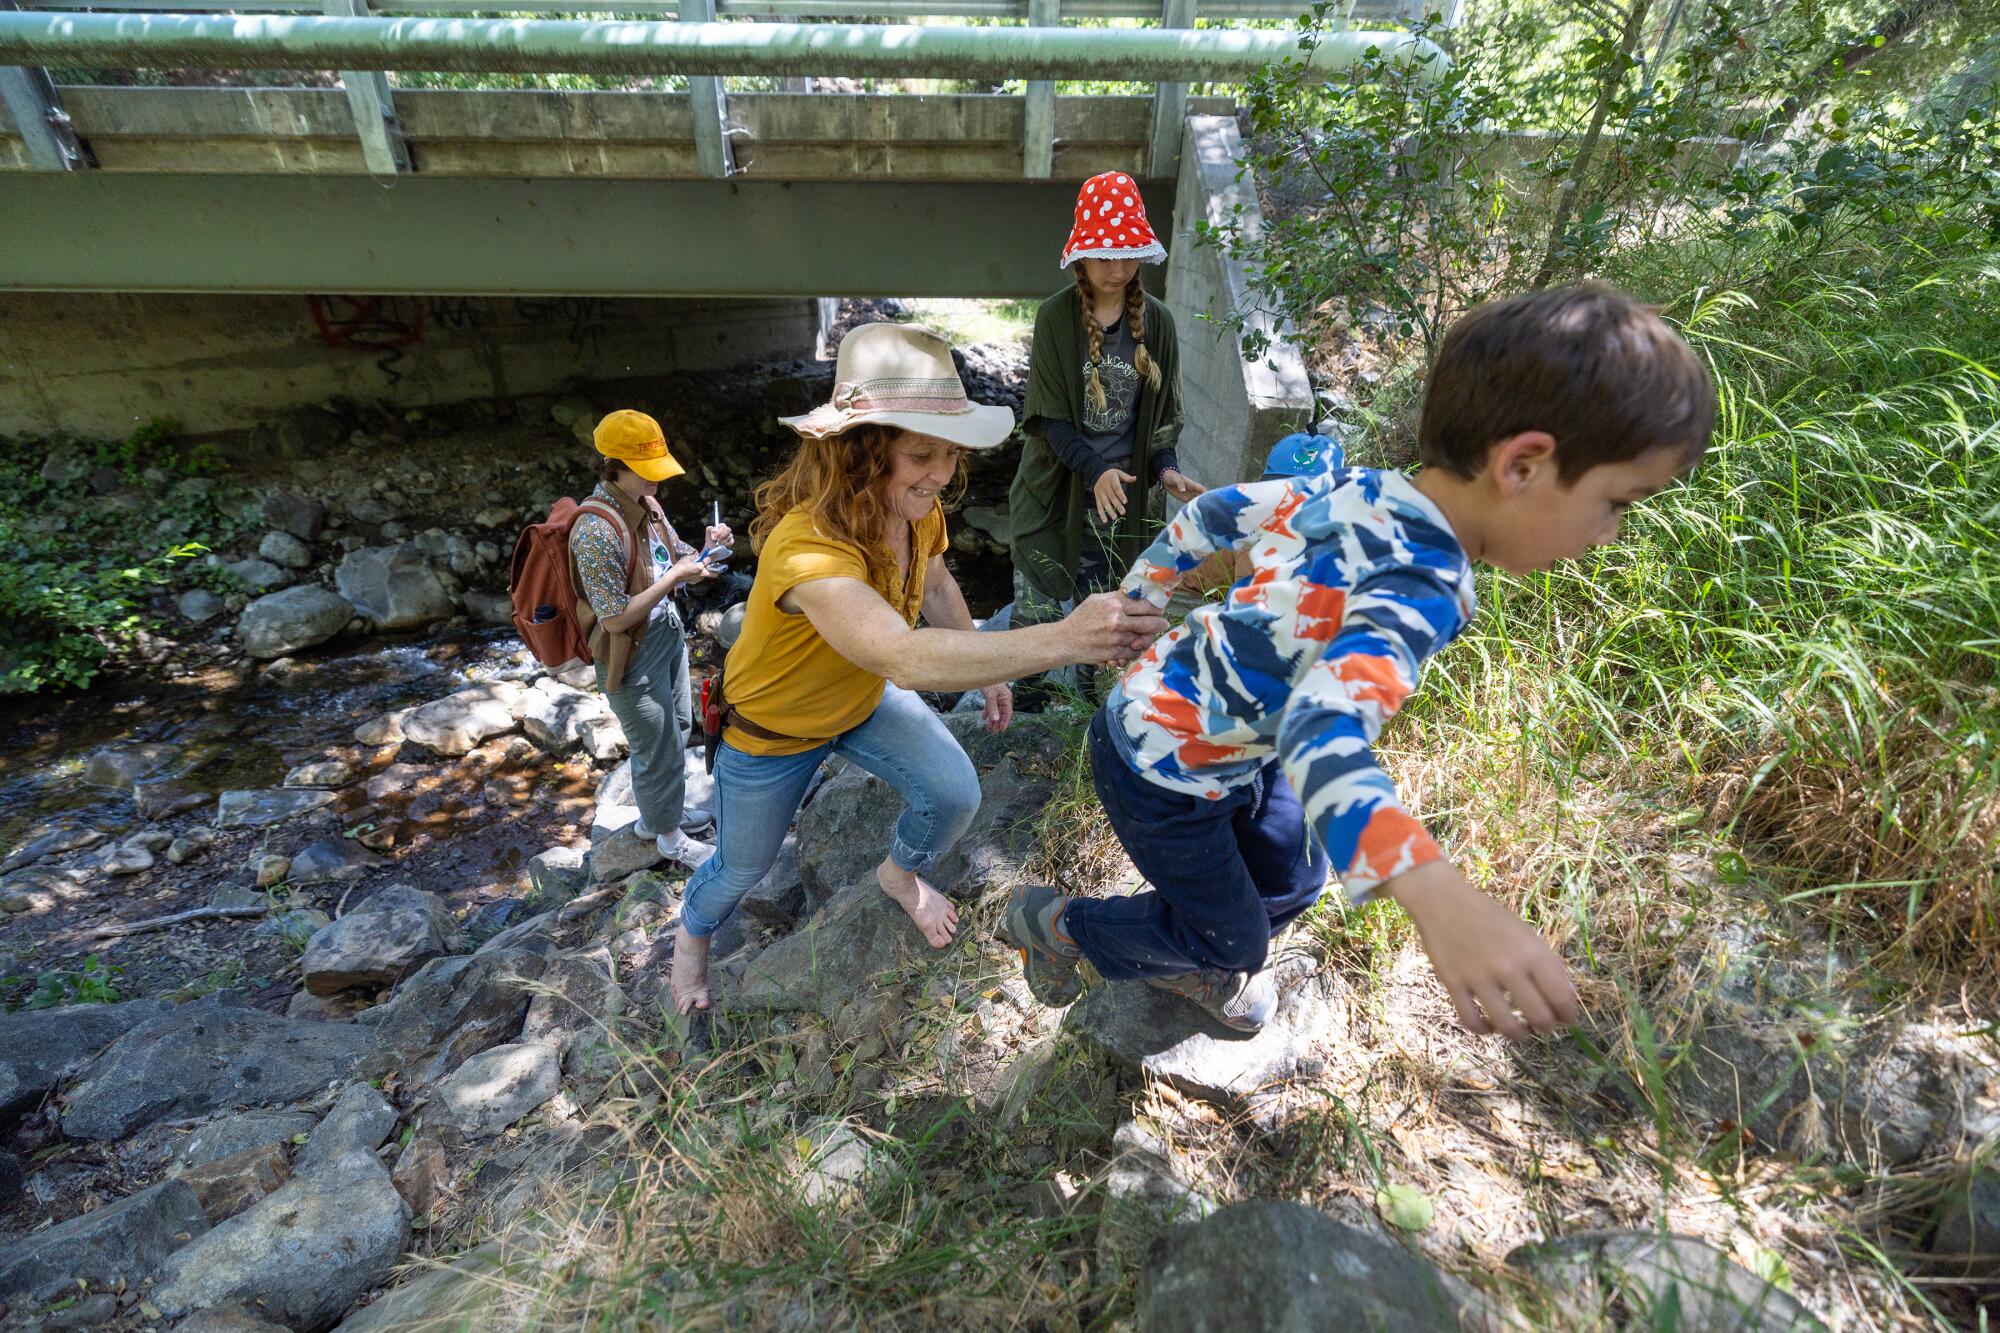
top-left (1067, 704), bottom-right (1330, 980)
top-left (680, 684), bottom-right (981, 938)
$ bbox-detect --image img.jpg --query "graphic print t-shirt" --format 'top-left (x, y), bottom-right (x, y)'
top-left (1080, 317), bottom-right (1141, 469)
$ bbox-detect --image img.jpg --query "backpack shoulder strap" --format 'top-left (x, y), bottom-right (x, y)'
top-left (572, 499), bottom-right (642, 584)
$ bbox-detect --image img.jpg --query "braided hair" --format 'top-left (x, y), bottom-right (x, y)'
top-left (1078, 265), bottom-right (1163, 415)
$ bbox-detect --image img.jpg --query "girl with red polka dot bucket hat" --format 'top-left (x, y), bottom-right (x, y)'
top-left (1007, 172), bottom-right (1205, 701)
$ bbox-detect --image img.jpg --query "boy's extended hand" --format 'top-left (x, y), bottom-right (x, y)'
top-left (1385, 860), bottom-right (1580, 1040)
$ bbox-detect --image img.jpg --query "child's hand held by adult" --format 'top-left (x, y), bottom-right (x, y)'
top-left (1064, 590), bottom-right (1166, 665)
top-left (1385, 859), bottom-right (1580, 1041)
top-left (1093, 468), bottom-right (1135, 523)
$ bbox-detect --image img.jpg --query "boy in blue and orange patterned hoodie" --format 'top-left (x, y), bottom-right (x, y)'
top-left (1004, 284), bottom-right (1717, 1039)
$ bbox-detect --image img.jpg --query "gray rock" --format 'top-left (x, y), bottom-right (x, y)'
top-left (1141, 1201), bottom-right (1474, 1332)
top-left (433, 1042), bottom-right (561, 1139)
top-left (262, 490), bottom-right (328, 541)
top-left (356, 948), bottom-right (547, 1087)
top-left (105, 841), bottom-right (158, 875)
top-left (1097, 1119), bottom-right (1216, 1285)
top-left (520, 944), bottom-right (623, 1072)
top-left (296, 1082), bottom-right (398, 1175)
top-left (84, 741), bottom-right (177, 790)
top-left (136, 779), bottom-right (210, 820)
top-left (172, 1307), bottom-right (295, 1333)
top-left (258, 530), bottom-right (315, 570)
top-left (61, 999), bottom-right (373, 1141)
top-left (0, 998), bottom-right (171, 1121)
top-left (464, 589), bottom-right (514, 626)
top-left (178, 587), bottom-right (226, 624)
top-left (302, 885), bottom-right (466, 996)
top-left (284, 758), bottom-right (355, 788)
top-left (793, 1118), bottom-right (895, 1205)
top-left (731, 876), bottom-right (927, 1018)
top-left (217, 787), bottom-right (336, 828)
top-left (401, 681), bottom-right (526, 757)
top-left (578, 714), bottom-right (628, 761)
top-left (335, 544), bottom-right (457, 631)
top-left (795, 711), bottom-right (1063, 904)
top-left (1, 821), bottom-right (104, 873)
top-left (0, 1178), bottom-right (210, 1305)
top-left (331, 1246), bottom-right (510, 1333)
top-left (168, 828), bottom-right (220, 863)
top-left (227, 557), bottom-right (293, 593)
top-left (288, 837), bottom-right (386, 884)
top-left (237, 585), bottom-right (355, 659)
top-left (154, 1149), bottom-right (411, 1332)
top-left (264, 405), bottom-right (348, 461)
top-left (528, 844), bottom-right (589, 906)
top-left (182, 1108), bottom-right (320, 1168)
top-left (1508, 1230), bottom-right (1827, 1332)
top-left (1929, 1166), bottom-right (2000, 1279)
top-left (519, 681), bottom-right (607, 754)
top-left (1684, 924), bottom-right (2000, 1165)
top-left (737, 832), bottom-right (806, 928)
top-left (1066, 950), bottom-right (1342, 1120)
top-left (44, 1291), bottom-right (121, 1328)
top-left (353, 708), bottom-right (410, 747)
top-left (476, 909), bottom-right (562, 960)
top-left (348, 495), bottom-right (397, 525)
top-left (586, 826), bottom-right (663, 884)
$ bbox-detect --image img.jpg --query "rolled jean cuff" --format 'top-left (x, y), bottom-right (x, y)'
top-left (888, 831), bottom-right (941, 877)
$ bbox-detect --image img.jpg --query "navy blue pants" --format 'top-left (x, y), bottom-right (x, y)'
top-left (1067, 705), bottom-right (1331, 980)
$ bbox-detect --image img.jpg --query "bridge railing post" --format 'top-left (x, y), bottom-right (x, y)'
top-left (0, 0), bottom-right (89, 170)
top-left (689, 0), bottom-right (736, 176)
top-left (324, 0), bottom-right (411, 174)
top-left (1146, 0), bottom-right (1195, 179)
top-left (1021, 0), bottom-right (1058, 178)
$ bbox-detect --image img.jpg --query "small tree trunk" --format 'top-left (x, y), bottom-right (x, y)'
top-left (1535, 0), bottom-right (1655, 287)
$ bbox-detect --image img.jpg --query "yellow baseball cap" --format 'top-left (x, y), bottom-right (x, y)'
top-left (592, 409), bottom-right (685, 483)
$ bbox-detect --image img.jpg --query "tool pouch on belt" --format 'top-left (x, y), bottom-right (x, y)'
top-left (699, 667), bottom-right (725, 775)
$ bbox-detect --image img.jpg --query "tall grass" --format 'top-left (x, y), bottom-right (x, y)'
top-left (1396, 225), bottom-right (2000, 971)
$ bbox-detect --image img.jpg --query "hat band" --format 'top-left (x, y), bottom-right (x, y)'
top-left (831, 376), bottom-right (974, 417)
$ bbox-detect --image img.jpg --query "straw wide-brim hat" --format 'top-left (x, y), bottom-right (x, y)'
top-left (780, 322), bottom-right (1016, 450)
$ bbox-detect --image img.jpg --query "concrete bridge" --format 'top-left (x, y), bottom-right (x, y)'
top-left (0, 1), bottom-right (1448, 476)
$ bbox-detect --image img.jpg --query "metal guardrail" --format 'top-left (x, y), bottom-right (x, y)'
top-left (1, 0), bottom-right (1446, 179)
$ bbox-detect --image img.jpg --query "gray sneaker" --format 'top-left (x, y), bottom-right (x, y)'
top-left (1002, 884), bottom-right (1085, 1007)
top-left (1144, 968), bottom-right (1277, 1034)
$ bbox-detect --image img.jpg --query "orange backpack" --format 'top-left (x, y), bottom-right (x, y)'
top-left (509, 497), bottom-right (635, 669)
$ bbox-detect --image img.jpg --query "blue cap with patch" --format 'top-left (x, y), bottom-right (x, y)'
top-left (1260, 431), bottom-right (1343, 481)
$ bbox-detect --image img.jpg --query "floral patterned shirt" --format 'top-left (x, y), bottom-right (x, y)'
top-left (568, 483), bottom-right (696, 623)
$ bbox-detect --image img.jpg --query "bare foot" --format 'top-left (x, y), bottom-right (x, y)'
top-left (671, 924), bottom-right (711, 1015)
top-left (876, 859), bottom-right (958, 949)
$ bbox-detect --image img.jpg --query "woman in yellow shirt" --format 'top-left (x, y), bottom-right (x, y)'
top-left (672, 323), bottom-right (1168, 1014)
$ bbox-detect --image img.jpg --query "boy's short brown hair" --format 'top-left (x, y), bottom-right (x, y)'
top-left (1418, 284), bottom-right (1716, 483)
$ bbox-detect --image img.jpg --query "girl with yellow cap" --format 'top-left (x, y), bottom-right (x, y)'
top-left (570, 409), bottom-right (732, 869)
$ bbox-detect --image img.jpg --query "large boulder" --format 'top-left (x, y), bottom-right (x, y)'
top-left (335, 543), bottom-right (457, 631)
top-left (730, 876), bottom-right (928, 1020)
top-left (262, 490), bottom-right (328, 542)
top-left (795, 711), bottom-right (1065, 904)
top-left (61, 999), bottom-right (372, 1141)
top-left (0, 1178), bottom-right (210, 1305)
top-left (518, 680), bottom-right (609, 754)
top-left (0, 997), bottom-right (171, 1122)
top-left (432, 1042), bottom-right (561, 1139)
top-left (301, 885), bottom-right (466, 996)
top-left (236, 585), bottom-right (355, 659)
top-left (1066, 949), bottom-right (1344, 1121)
top-left (1139, 1201), bottom-right (1476, 1332)
top-left (401, 681), bottom-right (527, 757)
top-left (181, 1109), bottom-right (320, 1169)
top-left (1508, 1230), bottom-right (1826, 1332)
top-left (356, 947), bottom-right (547, 1088)
top-left (153, 1149), bottom-right (411, 1332)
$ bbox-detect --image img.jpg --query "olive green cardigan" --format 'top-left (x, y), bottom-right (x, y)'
top-left (1007, 285), bottom-right (1186, 604)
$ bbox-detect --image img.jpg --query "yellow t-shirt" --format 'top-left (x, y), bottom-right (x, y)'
top-left (723, 504), bottom-right (950, 756)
